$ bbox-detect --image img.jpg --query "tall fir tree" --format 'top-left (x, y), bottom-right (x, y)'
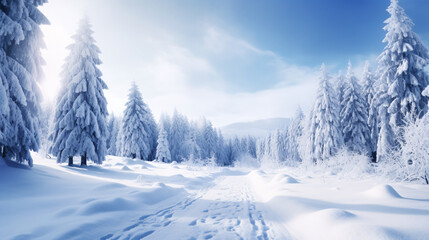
top-left (363, 61), bottom-right (379, 160)
top-left (155, 123), bottom-right (171, 163)
top-left (335, 70), bottom-right (346, 110)
top-left (287, 106), bottom-right (304, 164)
top-left (340, 62), bottom-right (371, 155)
top-left (169, 110), bottom-right (189, 162)
top-left (120, 82), bottom-right (157, 160)
top-left (107, 115), bottom-right (120, 156)
top-left (375, 0), bottom-right (429, 162)
top-left (50, 17), bottom-right (108, 166)
top-left (0, 0), bottom-right (49, 166)
top-left (378, 0), bottom-right (429, 138)
top-left (308, 64), bottom-right (343, 162)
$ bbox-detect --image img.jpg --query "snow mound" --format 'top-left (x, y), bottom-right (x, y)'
top-left (364, 184), bottom-right (402, 199)
top-left (123, 158), bottom-right (141, 165)
top-left (79, 197), bottom-right (137, 215)
top-left (290, 208), bottom-right (406, 240)
top-left (93, 183), bottom-right (126, 191)
top-left (121, 165), bottom-right (131, 171)
top-left (272, 173), bottom-right (299, 184)
top-left (132, 183), bottom-right (185, 205)
top-left (312, 208), bottom-right (356, 221)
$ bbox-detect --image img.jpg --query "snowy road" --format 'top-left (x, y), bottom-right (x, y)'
top-left (103, 173), bottom-right (289, 240)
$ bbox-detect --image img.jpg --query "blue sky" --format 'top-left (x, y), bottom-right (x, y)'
top-left (40, 0), bottom-right (429, 126)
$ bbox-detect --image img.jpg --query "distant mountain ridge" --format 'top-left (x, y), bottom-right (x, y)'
top-left (220, 118), bottom-right (290, 139)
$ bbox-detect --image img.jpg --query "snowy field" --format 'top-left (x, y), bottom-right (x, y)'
top-left (1, 154), bottom-right (429, 240)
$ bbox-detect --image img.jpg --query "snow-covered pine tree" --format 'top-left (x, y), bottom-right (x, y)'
top-left (340, 62), bottom-right (371, 155)
top-left (0, 51), bottom-right (11, 158)
top-left (231, 137), bottom-right (242, 162)
top-left (115, 124), bottom-right (123, 156)
top-left (377, 0), bottom-right (429, 135)
top-left (376, 79), bottom-right (397, 163)
top-left (106, 114), bottom-right (115, 150)
top-left (120, 82), bottom-right (158, 160)
top-left (256, 138), bottom-right (265, 160)
top-left (335, 70), bottom-right (346, 110)
top-left (201, 119), bottom-right (218, 160)
top-left (0, 0), bottom-right (49, 166)
top-left (363, 61), bottom-right (379, 161)
top-left (155, 123), bottom-right (171, 163)
top-left (107, 115), bottom-right (120, 156)
top-left (215, 130), bottom-right (228, 166)
top-left (270, 130), bottom-right (286, 163)
top-left (184, 124), bottom-right (201, 163)
top-left (169, 110), bottom-right (190, 162)
top-left (50, 17), bottom-right (108, 166)
top-left (287, 106), bottom-right (304, 164)
top-left (246, 136), bottom-right (257, 159)
top-left (308, 64), bottom-right (343, 162)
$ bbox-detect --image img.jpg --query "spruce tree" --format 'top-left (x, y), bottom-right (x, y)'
top-left (0, 0), bottom-right (49, 166)
top-left (107, 115), bottom-right (120, 156)
top-left (155, 124), bottom-right (171, 163)
top-left (340, 62), bottom-right (371, 155)
top-left (120, 82), bottom-right (157, 160)
top-left (169, 110), bottom-right (189, 162)
top-left (363, 61), bottom-right (379, 160)
top-left (287, 107), bottom-right (304, 163)
top-left (375, 0), bottom-right (429, 162)
top-left (378, 0), bottom-right (429, 129)
top-left (50, 17), bottom-right (108, 166)
top-left (335, 70), bottom-right (346, 110)
top-left (308, 64), bottom-right (343, 162)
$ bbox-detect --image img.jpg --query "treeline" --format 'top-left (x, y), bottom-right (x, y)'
top-left (2, 0), bottom-right (429, 184)
top-left (106, 105), bottom-right (257, 166)
top-left (259, 0), bottom-right (429, 183)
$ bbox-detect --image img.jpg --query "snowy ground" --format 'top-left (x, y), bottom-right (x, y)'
top-left (1, 155), bottom-right (429, 240)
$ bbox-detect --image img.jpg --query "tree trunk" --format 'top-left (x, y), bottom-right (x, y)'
top-left (132, 153), bottom-right (136, 159)
top-left (81, 152), bottom-right (87, 166)
top-left (371, 151), bottom-right (377, 163)
top-left (425, 171), bottom-right (429, 185)
top-left (68, 156), bottom-right (73, 166)
top-left (1, 146), bottom-right (5, 158)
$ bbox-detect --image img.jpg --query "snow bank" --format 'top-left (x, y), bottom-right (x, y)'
top-left (363, 184), bottom-right (402, 199)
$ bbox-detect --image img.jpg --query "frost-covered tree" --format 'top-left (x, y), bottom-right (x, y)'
top-left (399, 114), bottom-right (429, 184)
top-left (169, 110), bottom-right (189, 162)
top-left (120, 82), bottom-right (157, 160)
top-left (376, 81), bottom-right (397, 163)
top-left (155, 124), bottom-right (171, 163)
top-left (375, 0), bottom-right (429, 162)
top-left (246, 136), bottom-right (257, 159)
top-left (107, 115), bottom-right (120, 156)
top-left (0, 0), bottom-right (49, 166)
top-left (287, 107), bottom-right (304, 163)
top-left (198, 119), bottom-right (218, 160)
top-left (215, 131), bottom-right (228, 166)
top-left (340, 62), bottom-right (371, 155)
top-left (308, 64), bottom-right (343, 162)
top-left (335, 70), bottom-right (346, 110)
top-left (50, 17), bottom-right (108, 166)
top-left (363, 61), bottom-right (379, 160)
top-left (115, 124), bottom-right (123, 156)
top-left (378, 0), bottom-right (429, 131)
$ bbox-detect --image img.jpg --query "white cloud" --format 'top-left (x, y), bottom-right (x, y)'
top-left (132, 28), bottom-right (321, 126)
top-left (39, 1), bottom-right (375, 128)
